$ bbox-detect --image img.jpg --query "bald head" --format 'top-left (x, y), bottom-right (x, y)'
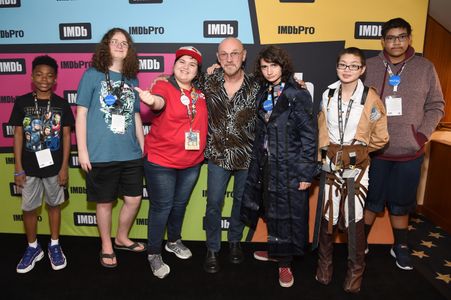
top-left (218, 37), bottom-right (243, 53)
top-left (217, 37), bottom-right (247, 77)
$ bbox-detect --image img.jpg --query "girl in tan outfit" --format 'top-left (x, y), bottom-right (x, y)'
top-left (315, 47), bottom-right (388, 293)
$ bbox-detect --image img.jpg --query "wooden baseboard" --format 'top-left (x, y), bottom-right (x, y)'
top-left (417, 205), bottom-right (451, 234)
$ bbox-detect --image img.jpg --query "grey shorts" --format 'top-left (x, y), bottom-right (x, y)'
top-left (21, 175), bottom-right (65, 211)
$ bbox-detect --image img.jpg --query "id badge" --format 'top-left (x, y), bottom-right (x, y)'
top-left (185, 130), bottom-right (200, 150)
top-left (334, 150), bottom-right (343, 171)
top-left (35, 148), bottom-right (54, 168)
top-left (385, 96), bottom-right (402, 116)
top-left (111, 114), bottom-right (126, 134)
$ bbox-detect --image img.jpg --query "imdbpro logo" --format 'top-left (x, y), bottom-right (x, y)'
top-left (203, 21), bottom-right (238, 38)
top-left (0, 0), bottom-right (21, 8)
top-left (354, 22), bottom-right (384, 39)
top-left (59, 23), bottom-right (92, 40)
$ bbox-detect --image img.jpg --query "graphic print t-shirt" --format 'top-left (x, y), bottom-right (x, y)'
top-left (9, 93), bottom-right (75, 177)
top-left (76, 68), bottom-right (142, 163)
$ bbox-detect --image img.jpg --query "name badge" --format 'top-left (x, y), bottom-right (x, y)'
top-left (185, 130), bottom-right (200, 150)
top-left (385, 96), bottom-right (402, 116)
top-left (35, 148), bottom-right (54, 168)
top-left (334, 150), bottom-right (343, 171)
top-left (111, 114), bottom-right (126, 134)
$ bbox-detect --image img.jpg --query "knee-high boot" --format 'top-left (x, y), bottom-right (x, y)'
top-left (343, 219), bottom-right (366, 293)
top-left (315, 218), bottom-right (335, 285)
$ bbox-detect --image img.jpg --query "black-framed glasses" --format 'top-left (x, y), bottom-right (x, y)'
top-left (336, 63), bottom-right (362, 71)
top-left (110, 39), bottom-right (129, 49)
top-left (218, 51), bottom-right (242, 60)
top-left (384, 33), bottom-right (409, 43)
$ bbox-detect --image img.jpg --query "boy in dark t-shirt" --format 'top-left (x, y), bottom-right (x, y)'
top-left (9, 55), bottom-right (75, 273)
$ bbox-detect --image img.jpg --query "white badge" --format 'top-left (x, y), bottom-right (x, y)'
top-left (35, 148), bottom-right (54, 168)
top-left (111, 114), bottom-right (126, 134)
top-left (185, 130), bottom-right (200, 150)
top-left (180, 95), bottom-right (190, 106)
top-left (385, 96), bottom-right (402, 116)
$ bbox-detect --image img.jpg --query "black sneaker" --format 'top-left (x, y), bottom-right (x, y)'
top-left (390, 244), bottom-right (413, 270)
top-left (229, 242), bottom-right (244, 264)
top-left (203, 249), bottom-right (220, 273)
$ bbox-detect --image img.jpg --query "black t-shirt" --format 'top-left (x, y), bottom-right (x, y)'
top-left (9, 92), bottom-right (75, 177)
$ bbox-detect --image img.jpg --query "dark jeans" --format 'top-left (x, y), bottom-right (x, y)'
top-left (205, 160), bottom-right (248, 252)
top-left (144, 160), bottom-right (201, 254)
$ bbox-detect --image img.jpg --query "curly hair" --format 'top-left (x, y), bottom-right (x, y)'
top-left (254, 45), bottom-right (293, 84)
top-left (91, 28), bottom-right (139, 79)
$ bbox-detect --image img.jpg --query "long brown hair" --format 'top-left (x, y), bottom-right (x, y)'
top-left (92, 28), bottom-right (139, 79)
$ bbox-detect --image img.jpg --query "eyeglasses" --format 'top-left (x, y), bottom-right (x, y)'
top-left (384, 33), bottom-right (409, 43)
top-left (218, 51), bottom-right (242, 60)
top-left (336, 63), bottom-right (362, 71)
top-left (110, 39), bottom-right (129, 49)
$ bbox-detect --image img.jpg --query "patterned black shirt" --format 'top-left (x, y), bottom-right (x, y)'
top-left (198, 69), bottom-right (260, 170)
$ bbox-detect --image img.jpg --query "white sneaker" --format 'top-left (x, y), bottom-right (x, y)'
top-left (148, 254), bottom-right (170, 279)
top-left (165, 239), bottom-right (192, 259)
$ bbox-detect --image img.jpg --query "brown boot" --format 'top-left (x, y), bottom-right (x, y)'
top-left (343, 220), bottom-right (366, 293)
top-left (315, 218), bottom-right (334, 285)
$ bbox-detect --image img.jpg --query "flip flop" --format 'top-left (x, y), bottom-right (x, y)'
top-left (99, 252), bottom-right (117, 268)
top-left (113, 241), bottom-right (147, 252)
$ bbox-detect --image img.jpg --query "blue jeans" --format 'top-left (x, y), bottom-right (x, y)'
top-left (144, 160), bottom-right (201, 254)
top-left (205, 160), bottom-right (248, 252)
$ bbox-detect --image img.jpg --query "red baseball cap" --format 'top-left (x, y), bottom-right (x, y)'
top-left (175, 46), bottom-right (202, 65)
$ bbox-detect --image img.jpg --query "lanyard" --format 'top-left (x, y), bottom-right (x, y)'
top-left (105, 72), bottom-right (125, 98)
top-left (337, 85), bottom-right (354, 147)
top-left (33, 93), bottom-right (51, 117)
top-left (263, 82), bottom-right (284, 115)
top-left (384, 61), bottom-right (406, 77)
top-left (383, 61), bottom-right (406, 93)
top-left (180, 87), bottom-right (199, 131)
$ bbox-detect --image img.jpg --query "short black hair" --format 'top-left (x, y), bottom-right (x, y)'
top-left (336, 47), bottom-right (366, 66)
top-left (381, 17), bottom-right (412, 38)
top-left (32, 55), bottom-right (58, 75)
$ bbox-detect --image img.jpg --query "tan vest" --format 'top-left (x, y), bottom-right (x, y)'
top-left (317, 87), bottom-right (389, 160)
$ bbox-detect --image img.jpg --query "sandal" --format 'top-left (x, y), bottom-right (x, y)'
top-left (99, 252), bottom-right (117, 268)
top-left (114, 241), bottom-right (146, 252)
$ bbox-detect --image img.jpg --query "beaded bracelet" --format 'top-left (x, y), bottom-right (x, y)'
top-left (14, 170), bottom-right (25, 176)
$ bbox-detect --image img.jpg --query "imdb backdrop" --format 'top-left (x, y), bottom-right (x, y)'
top-left (0, 0), bottom-right (428, 243)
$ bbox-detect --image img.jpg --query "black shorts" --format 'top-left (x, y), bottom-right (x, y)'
top-left (86, 158), bottom-right (144, 203)
top-left (365, 156), bottom-right (424, 216)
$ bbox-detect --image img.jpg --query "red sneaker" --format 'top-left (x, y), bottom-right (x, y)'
top-left (253, 251), bottom-right (278, 262)
top-left (279, 267), bottom-right (294, 288)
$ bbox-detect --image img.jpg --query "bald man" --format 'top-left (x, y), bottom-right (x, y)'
top-left (197, 38), bottom-right (260, 273)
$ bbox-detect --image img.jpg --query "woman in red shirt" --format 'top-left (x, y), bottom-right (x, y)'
top-left (135, 46), bottom-right (207, 279)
